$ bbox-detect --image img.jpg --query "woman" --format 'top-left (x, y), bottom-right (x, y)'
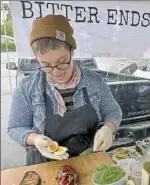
top-left (7, 14), bottom-right (122, 165)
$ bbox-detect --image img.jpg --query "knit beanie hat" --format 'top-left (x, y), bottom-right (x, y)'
top-left (29, 14), bottom-right (76, 49)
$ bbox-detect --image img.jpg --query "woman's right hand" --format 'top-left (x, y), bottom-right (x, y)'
top-left (33, 134), bottom-right (69, 160)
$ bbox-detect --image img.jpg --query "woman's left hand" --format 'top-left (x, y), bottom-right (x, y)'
top-left (93, 126), bottom-right (113, 151)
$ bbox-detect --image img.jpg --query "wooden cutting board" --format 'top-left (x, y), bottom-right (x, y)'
top-left (1, 152), bottom-right (113, 185)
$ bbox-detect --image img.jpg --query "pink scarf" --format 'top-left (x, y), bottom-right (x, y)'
top-left (47, 64), bottom-right (81, 117)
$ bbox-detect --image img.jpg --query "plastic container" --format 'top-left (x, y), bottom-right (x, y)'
top-left (130, 161), bottom-right (142, 185)
top-left (142, 144), bottom-right (150, 185)
top-left (92, 165), bottom-right (128, 185)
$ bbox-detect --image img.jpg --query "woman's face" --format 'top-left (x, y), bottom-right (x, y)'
top-left (37, 46), bottom-right (74, 84)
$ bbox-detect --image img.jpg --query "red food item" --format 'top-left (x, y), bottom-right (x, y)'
top-left (56, 165), bottom-right (77, 185)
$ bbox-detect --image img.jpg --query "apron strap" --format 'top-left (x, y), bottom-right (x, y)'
top-left (82, 87), bottom-right (90, 104)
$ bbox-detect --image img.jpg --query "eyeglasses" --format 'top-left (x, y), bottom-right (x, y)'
top-left (40, 60), bottom-right (71, 72)
top-left (39, 49), bottom-right (71, 73)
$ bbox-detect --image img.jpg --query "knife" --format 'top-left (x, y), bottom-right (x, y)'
top-left (79, 147), bottom-right (102, 155)
top-left (79, 147), bottom-right (93, 155)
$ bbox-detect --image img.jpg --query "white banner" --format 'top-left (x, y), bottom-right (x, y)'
top-left (9, 1), bottom-right (150, 58)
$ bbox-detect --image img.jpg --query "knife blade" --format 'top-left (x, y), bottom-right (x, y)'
top-left (79, 147), bottom-right (102, 156)
top-left (79, 147), bottom-right (93, 155)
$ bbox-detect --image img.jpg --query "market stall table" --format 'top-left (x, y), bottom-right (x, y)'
top-left (1, 152), bottom-right (113, 185)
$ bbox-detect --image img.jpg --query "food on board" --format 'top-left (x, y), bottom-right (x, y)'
top-left (56, 165), bottom-right (77, 185)
top-left (19, 171), bottom-right (41, 185)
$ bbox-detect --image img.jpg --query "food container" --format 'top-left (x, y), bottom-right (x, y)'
top-left (130, 161), bottom-right (142, 185)
top-left (92, 164), bottom-right (128, 185)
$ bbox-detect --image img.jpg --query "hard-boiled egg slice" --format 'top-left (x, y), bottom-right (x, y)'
top-left (48, 141), bottom-right (58, 153)
top-left (54, 146), bottom-right (68, 156)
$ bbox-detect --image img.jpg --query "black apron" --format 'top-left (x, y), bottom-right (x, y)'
top-left (26, 85), bottom-right (99, 165)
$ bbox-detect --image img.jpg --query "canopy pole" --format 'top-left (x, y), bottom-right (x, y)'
top-left (2, 7), bottom-right (13, 96)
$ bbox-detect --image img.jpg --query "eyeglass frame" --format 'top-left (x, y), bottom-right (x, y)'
top-left (38, 47), bottom-right (72, 73)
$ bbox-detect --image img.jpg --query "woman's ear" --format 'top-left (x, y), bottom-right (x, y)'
top-left (35, 56), bottom-right (42, 68)
top-left (71, 49), bottom-right (74, 56)
top-left (35, 56), bottom-right (38, 62)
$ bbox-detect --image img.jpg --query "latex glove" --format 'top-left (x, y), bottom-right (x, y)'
top-left (93, 126), bottom-right (113, 151)
top-left (33, 134), bottom-right (69, 160)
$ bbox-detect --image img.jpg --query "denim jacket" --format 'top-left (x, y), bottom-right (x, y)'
top-left (7, 65), bottom-right (122, 147)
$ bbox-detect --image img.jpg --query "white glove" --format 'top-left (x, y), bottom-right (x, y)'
top-left (33, 134), bottom-right (69, 160)
top-left (93, 126), bottom-right (113, 151)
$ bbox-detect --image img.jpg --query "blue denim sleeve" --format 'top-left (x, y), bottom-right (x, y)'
top-left (99, 78), bottom-right (122, 131)
top-left (7, 86), bottom-right (36, 147)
